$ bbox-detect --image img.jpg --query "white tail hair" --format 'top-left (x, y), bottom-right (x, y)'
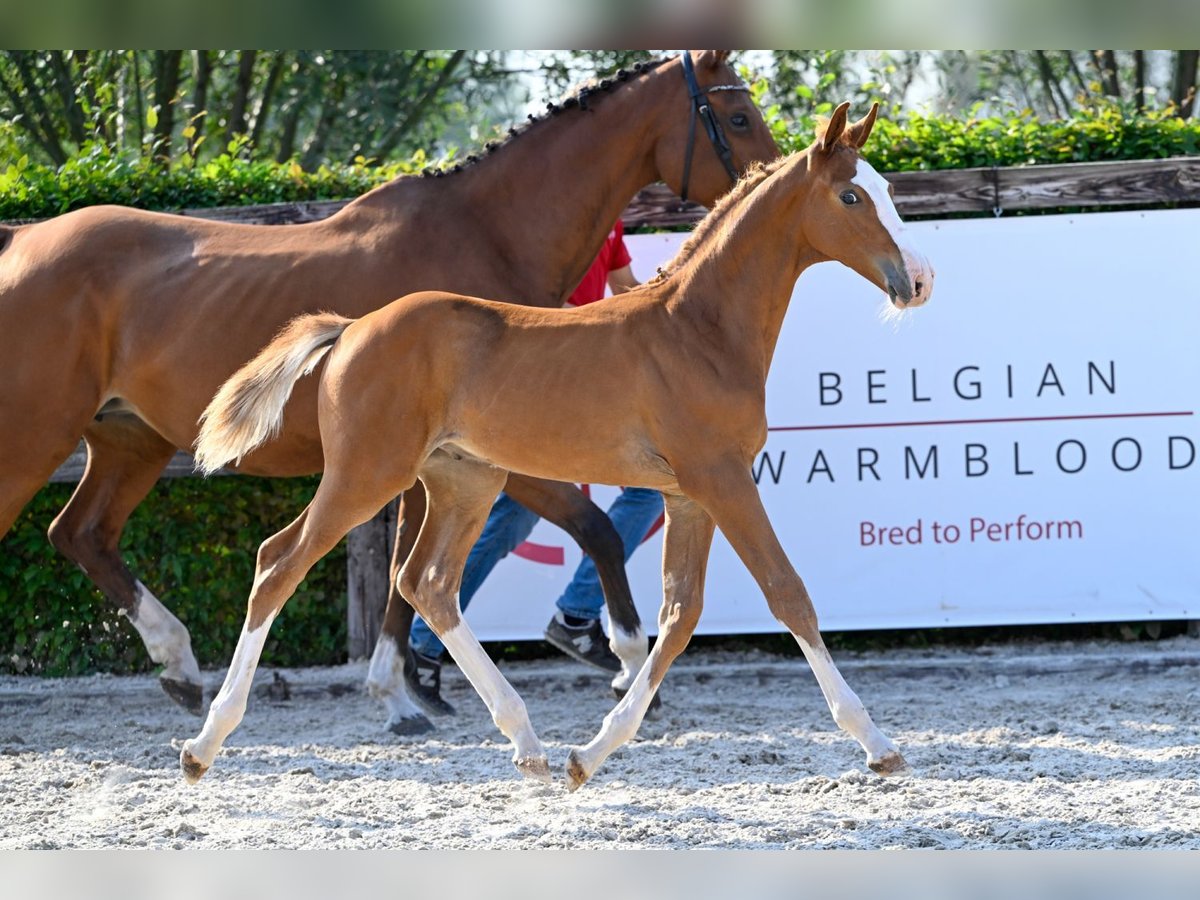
top-left (194, 313), bottom-right (353, 474)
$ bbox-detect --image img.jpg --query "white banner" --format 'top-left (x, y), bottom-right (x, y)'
top-left (463, 209), bottom-right (1200, 639)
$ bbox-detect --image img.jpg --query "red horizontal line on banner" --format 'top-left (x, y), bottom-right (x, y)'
top-left (769, 411), bottom-right (1195, 432)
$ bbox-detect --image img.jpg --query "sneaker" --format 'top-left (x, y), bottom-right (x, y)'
top-left (544, 612), bottom-right (622, 673)
top-left (403, 648), bottom-right (457, 717)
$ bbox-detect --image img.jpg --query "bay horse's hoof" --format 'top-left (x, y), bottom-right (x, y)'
top-left (160, 676), bottom-right (205, 716)
top-left (179, 743), bottom-right (209, 784)
top-left (514, 754), bottom-right (552, 784)
top-left (387, 713), bottom-right (435, 737)
top-left (564, 749), bottom-right (590, 792)
top-left (868, 750), bottom-right (912, 778)
top-left (612, 685), bottom-right (664, 718)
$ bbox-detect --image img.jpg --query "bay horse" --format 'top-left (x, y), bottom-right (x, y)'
top-left (185, 101), bottom-right (934, 788)
top-left (0, 51), bottom-right (779, 732)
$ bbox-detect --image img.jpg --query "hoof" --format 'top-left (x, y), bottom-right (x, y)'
top-left (179, 743), bottom-right (208, 784)
top-left (160, 676), bottom-right (205, 716)
top-left (514, 755), bottom-right (552, 784)
top-left (565, 749), bottom-right (590, 793)
top-left (387, 713), bottom-right (435, 737)
top-left (613, 685), bottom-right (664, 717)
top-left (868, 750), bottom-right (912, 778)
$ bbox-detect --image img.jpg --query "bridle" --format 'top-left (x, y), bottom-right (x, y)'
top-left (679, 50), bottom-right (751, 204)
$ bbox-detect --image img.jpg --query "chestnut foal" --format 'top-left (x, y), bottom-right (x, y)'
top-left (188, 102), bottom-right (933, 788)
top-left (0, 52), bottom-right (778, 730)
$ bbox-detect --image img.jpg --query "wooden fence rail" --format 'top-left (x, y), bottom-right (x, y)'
top-left (29, 155), bottom-right (1200, 656)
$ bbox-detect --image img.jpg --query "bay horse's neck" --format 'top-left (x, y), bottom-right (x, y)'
top-left (347, 73), bottom-right (669, 307)
top-left (670, 154), bottom-right (822, 378)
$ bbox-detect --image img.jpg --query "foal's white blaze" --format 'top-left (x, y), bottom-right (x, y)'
top-left (851, 159), bottom-right (934, 307)
top-left (183, 612), bottom-right (276, 771)
top-left (125, 582), bottom-right (202, 686)
top-left (795, 636), bottom-right (901, 766)
top-left (364, 636), bottom-right (427, 725)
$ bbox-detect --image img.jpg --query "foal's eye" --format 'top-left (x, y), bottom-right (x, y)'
top-left (729, 113), bottom-right (749, 129)
top-left (840, 190), bottom-right (860, 205)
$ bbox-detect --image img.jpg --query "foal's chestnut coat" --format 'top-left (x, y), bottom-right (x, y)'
top-left (190, 103), bottom-right (934, 789)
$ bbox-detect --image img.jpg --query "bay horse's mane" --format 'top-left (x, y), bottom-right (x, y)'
top-left (418, 57), bottom-right (670, 180)
top-left (649, 155), bottom-right (791, 284)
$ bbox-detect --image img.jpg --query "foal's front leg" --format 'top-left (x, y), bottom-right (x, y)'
top-left (566, 494), bottom-right (715, 790)
top-left (699, 462), bottom-right (909, 777)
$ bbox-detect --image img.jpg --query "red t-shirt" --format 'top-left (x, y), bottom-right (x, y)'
top-left (567, 221), bottom-right (633, 306)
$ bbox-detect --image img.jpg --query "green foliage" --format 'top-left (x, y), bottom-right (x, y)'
top-left (0, 477), bottom-right (347, 677)
top-left (773, 102), bottom-right (1200, 170)
top-left (0, 140), bottom-right (429, 220)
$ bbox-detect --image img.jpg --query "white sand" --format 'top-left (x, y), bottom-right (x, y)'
top-left (2, 637), bottom-right (1198, 849)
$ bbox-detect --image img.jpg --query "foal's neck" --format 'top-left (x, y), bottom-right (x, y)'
top-left (670, 154), bottom-right (823, 379)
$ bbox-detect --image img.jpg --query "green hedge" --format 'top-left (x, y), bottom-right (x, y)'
top-left (2, 105), bottom-right (1197, 677)
top-left (0, 477), bottom-right (346, 676)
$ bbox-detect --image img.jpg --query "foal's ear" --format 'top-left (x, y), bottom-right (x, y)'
top-left (819, 102), bottom-right (851, 155)
top-left (845, 102), bottom-right (880, 149)
top-left (693, 50), bottom-right (732, 69)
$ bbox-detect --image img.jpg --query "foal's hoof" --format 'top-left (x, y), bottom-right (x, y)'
top-left (565, 749), bottom-right (590, 793)
top-left (160, 676), bottom-right (205, 716)
top-left (612, 685), bottom-right (664, 718)
top-left (868, 750), bottom-right (912, 778)
top-left (179, 743), bottom-right (209, 784)
top-left (514, 755), bottom-right (552, 784)
top-left (387, 713), bottom-right (435, 737)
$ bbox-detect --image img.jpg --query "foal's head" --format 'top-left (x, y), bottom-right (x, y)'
top-left (798, 103), bottom-right (934, 309)
top-left (652, 51), bottom-right (780, 208)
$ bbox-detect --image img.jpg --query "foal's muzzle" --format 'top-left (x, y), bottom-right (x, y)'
top-left (883, 254), bottom-right (934, 309)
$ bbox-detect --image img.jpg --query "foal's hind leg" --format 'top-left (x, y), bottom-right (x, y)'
top-left (696, 462), bottom-right (908, 777)
top-left (47, 417), bottom-right (204, 713)
top-left (402, 455), bottom-right (550, 782)
top-left (181, 470), bottom-right (403, 782)
top-left (567, 494), bottom-right (714, 790)
top-left (365, 485), bottom-right (433, 736)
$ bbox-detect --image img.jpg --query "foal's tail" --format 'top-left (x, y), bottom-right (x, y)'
top-left (194, 313), bottom-right (353, 475)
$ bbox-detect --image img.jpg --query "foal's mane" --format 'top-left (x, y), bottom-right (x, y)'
top-left (418, 57), bottom-right (670, 179)
top-left (650, 156), bottom-right (791, 283)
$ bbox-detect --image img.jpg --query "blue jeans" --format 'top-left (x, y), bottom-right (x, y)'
top-left (409, 487), bottom-right (664, 659)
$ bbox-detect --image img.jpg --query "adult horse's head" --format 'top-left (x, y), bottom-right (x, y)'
top-left (653, 50), bottom-right (780, 208)
top-left (798, 102), bottom-right (934, 309)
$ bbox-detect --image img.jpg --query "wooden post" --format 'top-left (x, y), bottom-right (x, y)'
top-left (345, 498), bottom-right (398, 660)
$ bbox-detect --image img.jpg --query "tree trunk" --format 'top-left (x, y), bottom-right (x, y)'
top-left (48, 51), bottom-right (87, 146)
top-left (249, 53), bottom-right (287, 149)
top-left (10, 52), bottom-right (69, 164)
top-left (1033, 51), bottom-right (1063, 118)
top-left (345, 499), bottom-right (398, 660)
top-left (1173, 50), bottom-right (1199, 118)
top-left (190, 50), bottom-right (212, 154)
top-left (1091, 50), bottom-right (1121, 99)
top-left (130, 51), bottom-right (145, 151)
top-left (1133, 50), bottom-right (1146, 114)
top-left (227, 50), bottom-right (258, 139)
top-left (151, 50), bottom-right (183, 159)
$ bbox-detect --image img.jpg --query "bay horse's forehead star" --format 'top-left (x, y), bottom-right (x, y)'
top-left (184, 101), bottom-right (931, 789)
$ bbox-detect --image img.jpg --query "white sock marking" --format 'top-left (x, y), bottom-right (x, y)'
top-left (440, 621), bottom-right (543, 763)
top-left (365, 636), bottom-right (426, 723)
top-left (126, 582), bottom-right (202, 685)
top-left (186, 613), bottom-right (275, 768)
top-left (796, 636), bottom-right (897, 762)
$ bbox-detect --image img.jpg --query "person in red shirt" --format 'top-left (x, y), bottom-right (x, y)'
top-left (405, 222), bottom-right (664, 716)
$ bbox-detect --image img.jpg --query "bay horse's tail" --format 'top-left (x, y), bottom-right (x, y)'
top-left (194, 313), bottom-right (353, 474)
